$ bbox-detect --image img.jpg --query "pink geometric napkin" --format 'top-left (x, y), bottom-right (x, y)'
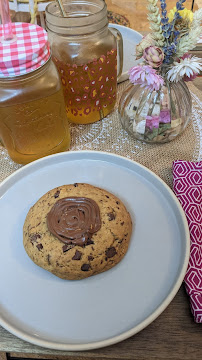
top-left (173, 160), bottom-right (202, 323)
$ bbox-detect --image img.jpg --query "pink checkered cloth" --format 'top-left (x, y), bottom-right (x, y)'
top-left (0, 22), bottom-right (50, 77)
top-left (173, 160), bottom-right (202, 323)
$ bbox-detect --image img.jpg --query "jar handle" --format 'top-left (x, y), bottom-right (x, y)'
top-left (109, 27), bottom-right (123, 82)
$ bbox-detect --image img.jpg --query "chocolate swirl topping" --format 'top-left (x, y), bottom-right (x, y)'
top-left (47, 197), bottom-right (101, 246)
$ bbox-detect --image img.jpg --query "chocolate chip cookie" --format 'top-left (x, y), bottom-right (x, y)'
top-left (23, 183), bottom-right (132, 280)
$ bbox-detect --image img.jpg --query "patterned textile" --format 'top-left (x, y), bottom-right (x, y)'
top-left (0, 22), bottom-right (50, 77)
top-left (173, 160), bottom-right (202, 322)
top-left (107, 11), bottom-right (130, 27)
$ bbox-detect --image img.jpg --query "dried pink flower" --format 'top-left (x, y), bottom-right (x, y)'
top-left (159, 109), bottom-right (171, 124)
top-left (136, 34), bottom-right (155, 59)
top-left (146, 116), bottom-right (159, 131)
top-left (128, 65), bottom-right (164, 91)
top-left (143, 46), bottom-right (164, 68)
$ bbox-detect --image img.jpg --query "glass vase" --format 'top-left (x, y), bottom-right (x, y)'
top-left (118, 79), bottom-right (192, 143)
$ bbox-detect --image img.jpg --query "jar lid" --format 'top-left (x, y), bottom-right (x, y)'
top-left (0, 22), bottom-right (51, 78)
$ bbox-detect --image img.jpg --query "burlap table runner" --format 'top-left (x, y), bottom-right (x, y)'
top-left (0, 80), bottom-right (201, 187)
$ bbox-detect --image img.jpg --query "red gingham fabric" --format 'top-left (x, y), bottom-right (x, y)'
top-left (0, 22), bottom-right (50, 77)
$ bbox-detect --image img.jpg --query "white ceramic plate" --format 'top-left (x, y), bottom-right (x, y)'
top-left (109, 24), bottom-right (143, 83)
top-left (0, 151), bottom-right (189, 351)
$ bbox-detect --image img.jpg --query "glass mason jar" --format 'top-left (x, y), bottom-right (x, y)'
top-left (45, 0), bottom-right (123, 125)
top-left (118, 77), bottom-right (192, 143)
top-left (0, 23), bottom-right (70, 165)
top-left (0, 60), bottom-right (71, 164)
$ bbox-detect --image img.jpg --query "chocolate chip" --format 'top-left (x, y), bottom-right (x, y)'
top-left (74, 183), bottom-right (78, 187)
top-left (56, 261), bottom-right (64, 268)
top-left (121, 222), bottom-right (124, 226)
top-left (63, 244), bottom-right (75, 252)
top-left (86, 238), bottom-right (94, 245)
top-left (107, 212), bottom-right (116, 221)
top-left (30, 233), bottom-right (41, 244)
top-left (81, 264), bottom-right (90, 271)
top-left (32, 233), bottom-right (41, 240)
top-left (72, 250), bottom-right (82, 260)
top-left (36, 243), bottom-right (43, 250)
top-left (54, 190), bottom-right (60, 198)
top-left (116, 201), bottom-right (120, 205)
top-left (47, 254), bottom-right (51, 265)
top-left (88, 255), bottom-right (94, 261)
top-left (105, 195), bottom-right (109, 198)
top-left (105, 247), bottom-right (117, 258)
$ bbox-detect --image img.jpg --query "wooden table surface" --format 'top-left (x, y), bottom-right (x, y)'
top-left (1, 285), bottom-right (202, 360)
top-left (105, 0), bottom-right (199, 32)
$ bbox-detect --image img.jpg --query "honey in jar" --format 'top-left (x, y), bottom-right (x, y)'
top-left (45, 0), bottom-right (123, 125)
top-left (0, 22), bottom-right (70, 164)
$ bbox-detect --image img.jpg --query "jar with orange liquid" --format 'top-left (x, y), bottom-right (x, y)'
top-left (45, 0), bottom-right (123, 125)
top-left (0, 23), bottom-right (70, 165)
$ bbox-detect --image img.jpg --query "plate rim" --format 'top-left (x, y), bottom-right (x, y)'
top-left (108, 23), bottom-right (143, 38)
top-left (108, 23), bottom-right (143, 83)
top-left (0, 150), bottom-right (190, 351)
